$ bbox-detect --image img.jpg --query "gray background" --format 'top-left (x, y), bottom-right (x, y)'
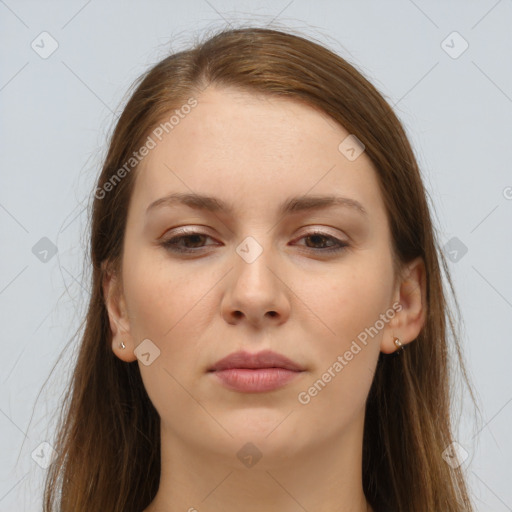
top-left (1, 1), bottom-right (511, 510)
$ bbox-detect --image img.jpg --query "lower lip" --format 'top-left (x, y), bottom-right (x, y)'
top-left (210, 368), bottom-right (303, 392)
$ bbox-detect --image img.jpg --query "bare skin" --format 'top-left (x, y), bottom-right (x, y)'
top-left (103, 86), bottom-right (426, 512)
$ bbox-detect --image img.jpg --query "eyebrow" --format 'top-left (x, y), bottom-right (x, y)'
top-left (146, 192), bottom-right (368, 217)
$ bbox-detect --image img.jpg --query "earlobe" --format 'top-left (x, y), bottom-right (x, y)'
top-left (381, 257), bottom-right (427, 354)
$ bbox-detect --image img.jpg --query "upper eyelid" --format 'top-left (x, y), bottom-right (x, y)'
top-left (164, 226), bottom-right (346, 240)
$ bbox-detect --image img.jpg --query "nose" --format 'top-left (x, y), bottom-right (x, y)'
top-left (220, 239), bottom-right (291, 328)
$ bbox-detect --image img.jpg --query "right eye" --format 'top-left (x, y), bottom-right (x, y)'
top-left (160, 230), bottom-right (219, 254)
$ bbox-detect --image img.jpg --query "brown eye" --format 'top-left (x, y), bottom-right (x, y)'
top-left (161, 231), bottom-right (217, 253)
top-left (294, 231), bottom-right (349, 253)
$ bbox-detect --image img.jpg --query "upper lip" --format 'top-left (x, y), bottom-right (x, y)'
top-left (208, 349), bottom-right (305, 372)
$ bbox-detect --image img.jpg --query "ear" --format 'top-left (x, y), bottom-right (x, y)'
top-left (102, 261), bottom-right (137, 362)
top-left (381, 256), bottom-right (427, 354)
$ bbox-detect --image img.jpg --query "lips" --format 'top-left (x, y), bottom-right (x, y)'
top-left (208, 349), bottom-right (305, 393)
top-left (208, 349), bottom-right (304, 372)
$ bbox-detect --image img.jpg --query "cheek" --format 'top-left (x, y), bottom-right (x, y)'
top-left (122, 252), bottom-right (211, 404)
top-left (296, 263), bottom-right (390, 420)
top-left (122, 246), bottom-right (227, 379)
top-left (311, 255), bottom-right (394, 346)
top-left (122, 247), bottom-right (199, 343)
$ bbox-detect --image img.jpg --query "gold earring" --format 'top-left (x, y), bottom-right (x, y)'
top-left (393, 337), bottom-right (403, 352)
top-left (119, 341), bottom-right (126, 350)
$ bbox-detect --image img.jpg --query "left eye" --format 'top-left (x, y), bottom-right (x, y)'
top-left (161, 230), bottom-right (349, 254)
top-left (295, 232), bottom-right (349, 252)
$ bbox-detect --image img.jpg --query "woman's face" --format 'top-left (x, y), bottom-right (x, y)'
top-left (105, 86), bottom-right (421, 465)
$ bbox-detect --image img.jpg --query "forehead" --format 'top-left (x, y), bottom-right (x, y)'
top-left (130, 86), bottom-right (385, 219)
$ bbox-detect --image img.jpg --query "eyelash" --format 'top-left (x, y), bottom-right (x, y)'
top-left (160, 229), bottom-right (349, 255)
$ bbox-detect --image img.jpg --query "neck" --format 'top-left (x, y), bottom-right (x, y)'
top-left (144, 412), bottom-right (371, 512)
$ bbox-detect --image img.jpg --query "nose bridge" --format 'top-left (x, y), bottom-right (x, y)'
top-left (234, 234), bottom-right (276, 294)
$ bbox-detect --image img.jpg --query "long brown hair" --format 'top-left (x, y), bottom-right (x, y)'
top-left (42, 26), bottom-right (477, 511)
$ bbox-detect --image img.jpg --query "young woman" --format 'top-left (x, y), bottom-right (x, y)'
top-left (43, 27), bottom-right (476, 512)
